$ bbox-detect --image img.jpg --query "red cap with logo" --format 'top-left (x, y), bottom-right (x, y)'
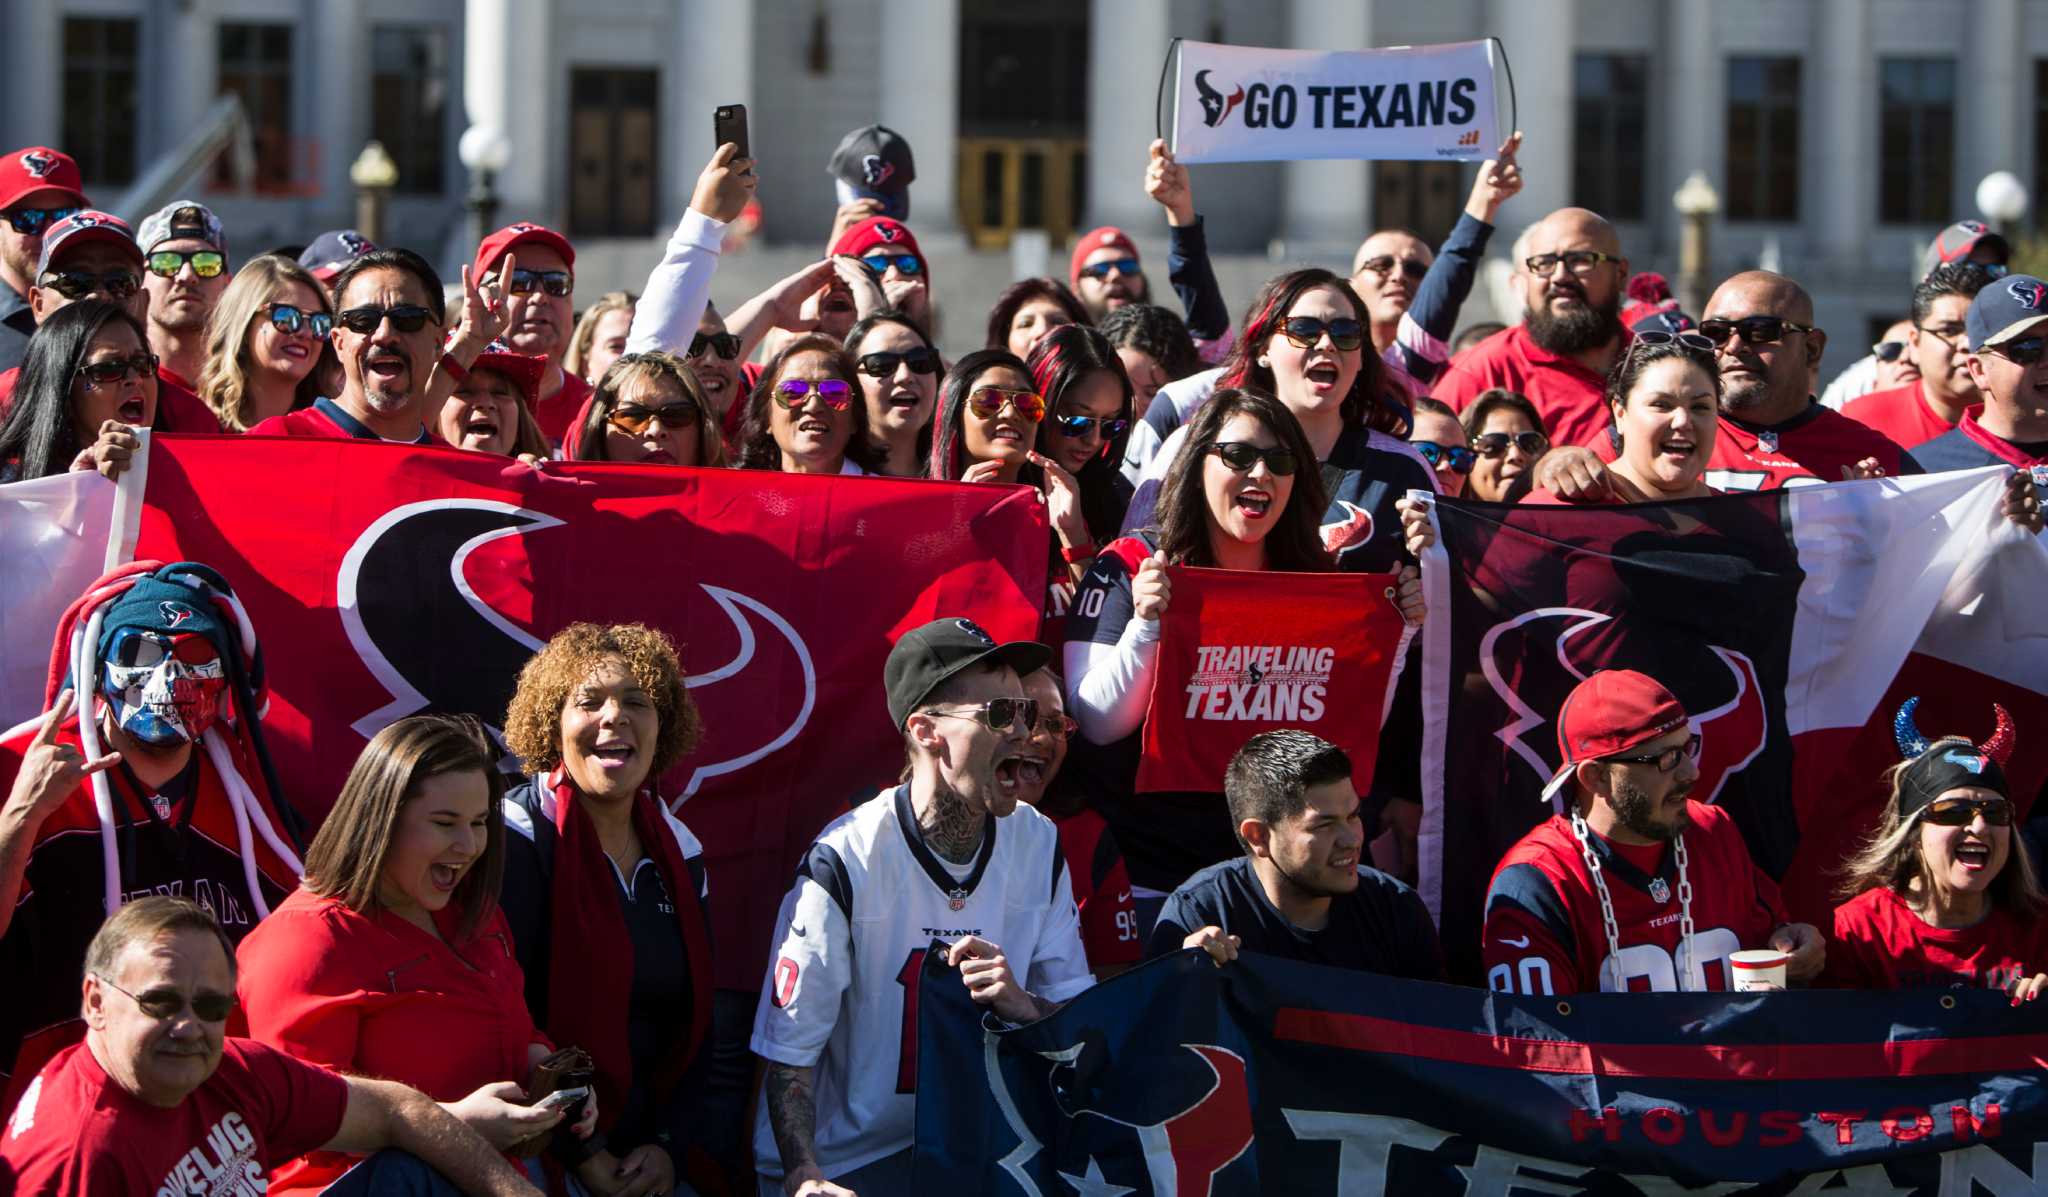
top-left (1540, 669), bottom-right (1690, 802)
top-left (1069, 226), bottom-right (1140, 288)
top-left (0, 146), bottom-right (87, 211)
top-left (473, 222), bottom-right (576, 280)
top-left (831, 215), bottom-right (927, 280)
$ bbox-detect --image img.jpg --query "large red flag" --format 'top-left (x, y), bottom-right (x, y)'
top-left (1138, 566), bottom-right (1407, 793)
top-left (125, 434), bottom-right (1049, 987)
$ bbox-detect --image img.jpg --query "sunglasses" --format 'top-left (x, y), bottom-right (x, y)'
top-left (1984, 263), bottom-right (2013, 279)
top-left (967, 386), bottom-right (1046, 422)
top-left (1922, 795), bottom-right (2015, 827)
top-left (4, 205), bottom-right (81, 236)
top-left (774, 379), bottom-right (854, 410)
top-left (265, 303), bottom-right (332, 338)
top-left (608, 400), bottom-right (700, 436)
top-left (1697, 316), bottom-right (1815, 346)
top-left (1472, 430), bottom-right (1549, 458)
top-left (1033, 711), bottom-right (1080, 740)
top-left (1278, 316), bottom-right (1364, 352)
top-left (687, 330), bottom-right (742, 360)
top-left (1053, 413), bottom-right (1130, 440)
top-left (1872, 339), bottom-right (1909, 363)
top-left (336, 304), bottom-right (438, 334)
top-left (1524, 250), bottom-right (1623, 275)
top-left (926, 697), bottom-right (1040, 733)
top-left (40, 269), bottom-right (140, 301)
top-left (96, 975), bottom-right (236, 1023)
top-left (1357, 254), bottom-right (1428, 281)
top-left (1609, 733), bottom-right (1703, 774)
top-left (1209, 441), bottom-right (1300, 476)
top-left (500, 268), bottom-right (572, 297)
top-left (857, 349), bottom-right (941, 378)
top-left (1078, 257), bottom-right (1141, 281)
top-left (1414, 441), bottom-right (1476, 472)
top-left (145, 249), bottom-right (226, 279)
top-left (860, 252), bottom-right (923, 277)
top-left (1990, 336), bottom-right (2048, 367)
top-left (77, 351), bottom-right (159, 386)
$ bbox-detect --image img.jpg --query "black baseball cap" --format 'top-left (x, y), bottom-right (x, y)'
top-left (828, 125), bottom-right (915, 221)
top-left (885, 618), bottom-right (1049, 729)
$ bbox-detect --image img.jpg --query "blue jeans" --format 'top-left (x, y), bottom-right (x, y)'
top-left (323, 1149), bottom-right (465, 1195)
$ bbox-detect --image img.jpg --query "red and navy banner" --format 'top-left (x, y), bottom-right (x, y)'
top-left (913, 948), bottom-right (2048, 1194)
top-left (1138, 566), bottom-right (1405, 793)
top-left (1416, 470), bottom-right (2048, 979)
top-left (122, 435), bottom-right (1049, 988)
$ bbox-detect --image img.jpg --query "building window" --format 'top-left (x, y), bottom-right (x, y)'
top-left (218, 23), bottom-right (295, 192)
top-left (371, 27), bottom-right (450, 195)
top-left (1878, 58), bottom-right (1955, 225)
top-left (1726, 57), bottom-right (1800, 222)
top-left (62, 19), bottom-right (140, 187)
top-left (1573, 55), bottom-right (1647, 221)
top-left (2033, 61), bottom-right (2048, 232)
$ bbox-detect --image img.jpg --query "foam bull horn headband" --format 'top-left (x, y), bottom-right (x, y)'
top-left (1892, 697), bottom-right (2015, 817)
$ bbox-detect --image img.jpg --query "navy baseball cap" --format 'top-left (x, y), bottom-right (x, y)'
top-left (884, 618), bottom-right (1048, 729)
top-left (298, 229), bottom-right (377, 283)
top-left (828, 125), bottom-right (915, 221)
top-left (1966, 275), bottom-right (2048, 351)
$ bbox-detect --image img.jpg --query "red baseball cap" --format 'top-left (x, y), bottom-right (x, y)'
top-left (831, 216), bottom-right (927, 279)
top-left (446, 331), bottom-right (547, 406)
top-left (1540, 670), bottom-right (1690, 802)
top-left (473, 222), bottom-right (575, 280)
top-left (1, 146), bottom-right (87, 212)
top-left (1069, 226), bottom-right (1140, 287)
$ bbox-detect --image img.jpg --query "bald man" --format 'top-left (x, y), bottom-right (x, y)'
top-left (1537, 271), bottom-right (1918, 497)
top-left (1431, 206), bottom-right (1629, 448)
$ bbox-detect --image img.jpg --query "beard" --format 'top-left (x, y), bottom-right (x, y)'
top-left (1611, 776), bottom-right (1691, 843)
top-left (1527, 292), bottom-right (1620, 356)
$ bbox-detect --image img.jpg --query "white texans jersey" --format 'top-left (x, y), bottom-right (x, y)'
top-left (751, 784), bottom-right (1092, 1180)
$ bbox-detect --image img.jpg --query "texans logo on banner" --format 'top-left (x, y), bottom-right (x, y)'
top-left (125, 436), bottom-right (1049, 987)
top-left (1194, 71), bottom-right (1245, 128)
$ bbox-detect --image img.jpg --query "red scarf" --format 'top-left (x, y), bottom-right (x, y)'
top-left (542, 769), bottom-right (713, 1131)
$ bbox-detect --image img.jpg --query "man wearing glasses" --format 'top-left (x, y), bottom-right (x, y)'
top-left (1918, 273), bottom-right (2048, 475)
top-left (0, 897), bottom-right (539, 1195)
top-left (475, 222), bottom-right (586, 444)
top-left (247, 248), bottom-right (445, 442)
top-left (1481, 670), bottom-right (1824, 995)
top-left (0, 146), bottom-right (89, 372)
top-left (136, 200), bottom-right (232, 392)
top-left (1844, 264), bottom-right (1992, 450)
top-left (1432, 205), bottom-right (1631, 449)
top-left (753, 618), bottom-right (1091, 1196)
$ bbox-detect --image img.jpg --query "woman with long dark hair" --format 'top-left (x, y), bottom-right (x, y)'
top-left (0, 300), bottom-right (159, 481)
top-left (986, 277), bottom-right (1091, 361)
top-left (1064, 388), bottom-right (1339, 927)
top-left (1027, 325), bottom-right (1136, 612)
top-left (847, 310), bottom-right (939, 477)
top-left (733, 333), bottom-right (876, 474)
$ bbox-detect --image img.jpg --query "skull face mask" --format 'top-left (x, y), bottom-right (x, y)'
top-left (99, 628), bottom-right (226, 746)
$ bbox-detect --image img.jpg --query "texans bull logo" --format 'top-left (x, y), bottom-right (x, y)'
top-left (19, 150), bottom-right (55, 179)
top-left (1320, 501), bottom-right (1375, 556)
top-left (2009, 278), bottom-right (2048, 311)
top-left (337, 499), bottom-right (816, 806)
top-left (1480, 607), bottom-right (1767, 805)
top-left (1193, 70), bottom-right (1245, 129)
top-left (860, 153), bottom-right (895, 187)
top-left (992, 1028), bottom-right (1255, 1196)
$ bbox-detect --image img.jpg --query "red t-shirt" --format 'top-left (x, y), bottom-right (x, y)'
top-left (1823, 886), bottom-right (2048, 991)
top-left (235, 886), bottom-right (543, 1194)
top-left (1841, 382), bottom-right (1957, 450)
top-left (1431, 324), bottom-right (1615, 451)
top-left (534, 369), bottom-right (592, 447)
top-left (1481, 801), bottom-right (1788, 994)
top-left (1053, 807), bottom-right (1142, 970)
top-left (0, 1038), bottom-right (347, 1195)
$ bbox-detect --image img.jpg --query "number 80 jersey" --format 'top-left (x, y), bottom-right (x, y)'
top-left (1479, 801), bottom-right (1787, 995)
top-left (750, 785), bottom-right (1093, 1181)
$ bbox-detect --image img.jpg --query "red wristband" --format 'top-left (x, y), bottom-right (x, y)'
top-left (1060, 542), bottom-right (1098, 566)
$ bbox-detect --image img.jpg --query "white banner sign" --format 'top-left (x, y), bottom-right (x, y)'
top-left (1170, 39), bottom-right (1503, 165)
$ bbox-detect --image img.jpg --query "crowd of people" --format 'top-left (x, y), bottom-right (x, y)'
top-left (0, 113), bottom-right (2045, 1197)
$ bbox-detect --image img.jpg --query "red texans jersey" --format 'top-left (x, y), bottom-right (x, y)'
top-left (1481, 801), bottom-right (1786, 994)
top-left (1054, 807), bottom-right (1141, 970)
top-left (1841, 383), bottom-right (1956, 450)
top-left (1823, 886), bottom-right (2048, 992)
top-left (1588, 401), bottom-right (1914, 491)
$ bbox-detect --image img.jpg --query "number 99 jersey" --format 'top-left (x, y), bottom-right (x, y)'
top-left (750, 785), bottom-right (1093, 1182)
top-left (1480, 800), bottom-right (1787, 995)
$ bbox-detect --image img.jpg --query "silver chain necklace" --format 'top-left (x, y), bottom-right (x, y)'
top-left (1571, 810), bottom-right (1695, 991)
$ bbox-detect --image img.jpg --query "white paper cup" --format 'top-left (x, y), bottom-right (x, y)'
top-left (1729, 949), bottom-right (1790, 991)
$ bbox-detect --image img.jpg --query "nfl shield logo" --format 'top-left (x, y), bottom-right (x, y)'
top-left (1649, 877), bottom-right (1671, 904)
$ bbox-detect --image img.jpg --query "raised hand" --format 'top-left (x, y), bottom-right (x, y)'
top-left (4, 690), bottom-right (120, 829)
top-left (1466, 131), bottom-right (1524, 222)
top-left (692, 143), bottom-right (758, 224)
top-left (1144, 139), bottom-right (1196, 228)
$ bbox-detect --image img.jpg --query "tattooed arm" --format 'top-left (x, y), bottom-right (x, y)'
top-left (764, 1062), bottom-right (855, 1196)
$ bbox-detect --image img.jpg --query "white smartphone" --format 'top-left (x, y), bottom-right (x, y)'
top-left (535, 1085), bottom-right (589, 1112)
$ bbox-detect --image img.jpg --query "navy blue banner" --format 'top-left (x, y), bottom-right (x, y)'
top-left (913, 948), bottom-right (2048, 1194)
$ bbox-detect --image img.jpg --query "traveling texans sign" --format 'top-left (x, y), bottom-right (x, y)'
top-left (1170, 39), bottom-right (1505, 164)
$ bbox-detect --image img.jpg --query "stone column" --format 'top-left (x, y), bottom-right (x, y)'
top-left (1279, 0), bottom-right (1371, 257)
top-left (1086, 0), bottom-right (1171, 233)
top-left (11, 0), bottom-right (61, 152)
top-left (313, 0), bottom-right (370, 227)
top-left (1959, 0), bottom-right (2023, 220)
top-left (1812, 0), bottom-right (1871, 258)
top-left (1485, 0), bottom-right (1574, 220)
top-left (463, 0), bottom-right (554, 221)
top-left (1664, 1), bottom-right (1718, 248)
top-left (671, 0), bottom-right (755, 219)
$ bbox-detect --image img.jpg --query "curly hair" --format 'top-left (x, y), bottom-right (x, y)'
top-left (502, 622), bottom-right (701, 782)
top-left (1098, 302), bottom-right (1201, 382)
